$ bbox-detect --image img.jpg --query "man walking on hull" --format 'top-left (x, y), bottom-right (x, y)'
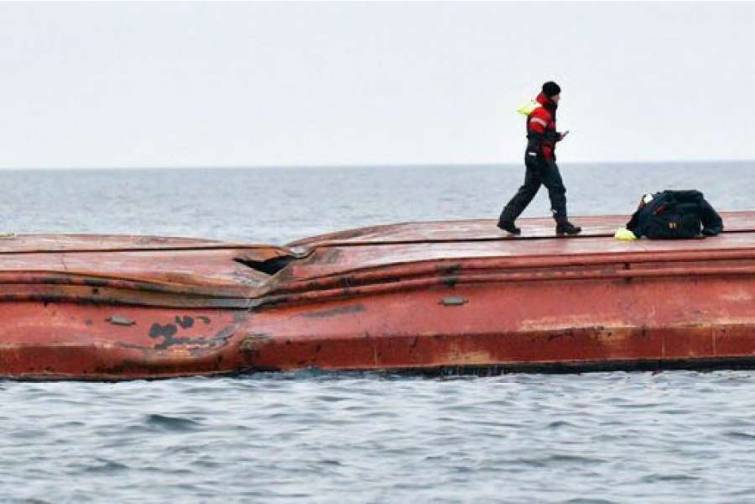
top-left (498, 81), bottom-right (581, 236)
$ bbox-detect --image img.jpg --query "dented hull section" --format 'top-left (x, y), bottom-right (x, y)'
top-left (0, 303), bottom-right (254, 380)
top-left (0, 215), bottom-right (753, 380)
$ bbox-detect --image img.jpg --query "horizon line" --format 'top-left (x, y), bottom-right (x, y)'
top-left (0, 159), bottom-right (752, 171)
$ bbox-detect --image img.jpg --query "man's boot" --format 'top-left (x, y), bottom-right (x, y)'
top-left (556, 221), bottom-right (582, 236)
top-left (497, 220), bottom-right (521, 235)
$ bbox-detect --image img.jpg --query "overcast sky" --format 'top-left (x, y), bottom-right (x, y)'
top-left (0, 2), bottom-right (753, 169)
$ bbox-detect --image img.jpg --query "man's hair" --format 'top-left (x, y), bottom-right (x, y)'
top-left (542, 81), bottom-right (561, 97)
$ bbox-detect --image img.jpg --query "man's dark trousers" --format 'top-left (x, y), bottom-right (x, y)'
top-left (499, 154), bottom-right (568, 224)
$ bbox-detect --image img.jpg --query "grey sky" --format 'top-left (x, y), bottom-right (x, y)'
top-left (1, 2), bottom-right (753, 169)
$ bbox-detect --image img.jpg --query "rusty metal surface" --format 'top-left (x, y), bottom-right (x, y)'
top-left (279, 232), bottom-right (755, 286)
top-left (245, 213), bottom-right (755, 374)
top-left (0, 236), bottom-right (294, 307)
top-left (288, 211), bottom-right (755, 248)
top-left (0, 213), bottom-right (754, 379)
top-left (242, 276), bottom-right (755, 372)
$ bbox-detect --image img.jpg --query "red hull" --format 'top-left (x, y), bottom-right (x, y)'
top-left (0, 214), bottom-right (754, 379)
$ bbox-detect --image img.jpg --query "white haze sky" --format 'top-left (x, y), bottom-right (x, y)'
top-left (0, 1), bottom-right (754, 169)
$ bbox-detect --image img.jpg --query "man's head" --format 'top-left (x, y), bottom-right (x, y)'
top-left (542, 81), bottom-right (561, 103)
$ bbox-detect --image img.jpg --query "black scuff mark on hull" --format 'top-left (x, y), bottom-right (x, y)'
top-left (439, 264), bottom-right (461, 276)
top-left (149, 323), bottom-right (177, 339)
top-left (442, 276), bottom-right (458, 288)
top-left (175, 316), bottom-right (194, 329)
top-left (148, 322), bottom-right (236, 351)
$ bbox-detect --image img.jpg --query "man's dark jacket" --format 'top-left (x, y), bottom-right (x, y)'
top-left (626, 190), bottom-right (723, 239)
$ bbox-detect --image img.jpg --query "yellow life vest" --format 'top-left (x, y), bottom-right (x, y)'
top-left (517, 100), bottom-right (540, 116)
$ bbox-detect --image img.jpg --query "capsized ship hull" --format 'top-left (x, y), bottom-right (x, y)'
top-left (1, 213), bottom-right (754, 380)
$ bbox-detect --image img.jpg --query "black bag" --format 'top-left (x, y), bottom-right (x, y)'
top-left (626, 190), bottom-right (723, 239)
